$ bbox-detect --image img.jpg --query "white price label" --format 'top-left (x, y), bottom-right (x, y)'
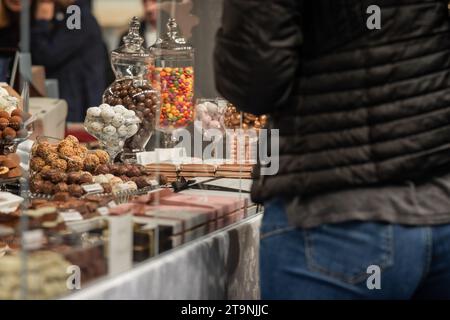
top-left (82, 183), bottom-right (104, 194)
top-left (59, 210), bottom-right (83, 222)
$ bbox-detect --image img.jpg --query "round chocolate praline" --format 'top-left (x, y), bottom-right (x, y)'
top-left (42, 181), bottom-right (55, 195)
top-left (54, 182), bottom-right (69, 193)
top-left (79, 173), bottom-right (93, 184)
top-left (132, 176), bottom-right (149, 189)
top-left (95, 164), bottom-right (110, 175)
top-left (50, 171), bottom-right (67, 184)
top-left (67, 171), bottom-right (82, 184)
top-left (120, 175), bottom-right (131, 182)
top-left (118, 165), bottom-right (129, 176)
top-left (68, 184), bottom-right (84, 197)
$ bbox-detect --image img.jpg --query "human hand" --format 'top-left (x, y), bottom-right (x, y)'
top-left (35, 0), bottom-right (55, 21)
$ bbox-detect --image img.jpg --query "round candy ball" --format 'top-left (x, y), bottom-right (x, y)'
top-left (101, 109), bottom-right (115, 122)
top-left (87, 107), bottom-right (101, 117)
top-left (127, 124), bottom-right (139, 136)
top-left (111, 114), bottom-right (125, 128)
top-left (103, 125), bottom-right (117, 136)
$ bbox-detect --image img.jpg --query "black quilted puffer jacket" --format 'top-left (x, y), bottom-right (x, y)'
top-left (214, 0), bottom-right (450, 203)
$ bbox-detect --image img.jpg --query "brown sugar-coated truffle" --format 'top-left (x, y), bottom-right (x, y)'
top-left (30, 157), bottom-right (46, 172)
top-left (94, 150), bottom-right (110, 164)
top-left (58, 146), bottom-right (75, 158)
top-left (51, 159), bottom-right (68, 172)
top-left (45, 152), bottom-right (59, 164)
top-left (67, 156), bottom-right (83, 172)
top-left (83, 154), bottom-right (100, 172)
top-left (65, 135), bottom-right (79, 144)
top-left (36, 142), bottom-right (52, 159)
top-left (74, 145), bottom-right (88, 157)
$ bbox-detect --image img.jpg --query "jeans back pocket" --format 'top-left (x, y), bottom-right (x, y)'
top-left (304, 222), bottom-right (394, 284)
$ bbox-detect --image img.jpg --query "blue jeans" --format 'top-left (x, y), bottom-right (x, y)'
top-left (260, 199), bottom-right (450, 299)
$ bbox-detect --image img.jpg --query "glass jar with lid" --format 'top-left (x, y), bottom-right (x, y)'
top-left (102, 17), bottom-right (159, 159)
top-left (149, 18), bottom-right (194, 146)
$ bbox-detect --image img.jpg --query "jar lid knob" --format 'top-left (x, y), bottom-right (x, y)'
top-left (122, 16), bottom-right (144, 52)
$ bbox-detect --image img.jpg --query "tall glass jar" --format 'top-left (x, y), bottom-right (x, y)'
top-left (149, 18), bottom-right (195, 147)
top-left (102, 17), bottom-right (159, 160)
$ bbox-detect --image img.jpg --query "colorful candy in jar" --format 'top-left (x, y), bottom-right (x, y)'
top-left (152, 66), bottom-right (194, 130)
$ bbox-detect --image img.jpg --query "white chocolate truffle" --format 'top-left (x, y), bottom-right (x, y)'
top-left (89, 121), bottom-right (104, 133)
top-left (103, 125), bottom-right (117, 136)
top-left (105, 174), bottom-right (115, 181)
top-left (206, 102), bottom-right (218, 114)
top-left (109, 177), bottom-right (123, 186)
top-left (123, 110), bottom-right (136, 119)
top-left (0, 87), bottom-right (8, 96)
top-left (111, 114), bottom-right (125, 128)
top-left (87, 107), bottom-right (101, 117)
top-left (125, 181), bottom-right (138, 190)
top-left (112, 105), bottom-right (127, 114)
top-left (101, 109), bottom-right (115, 122)
top-left (93, 175), bottom-right (109, 184)
top-left (117, 125), bottom-right (129, 137)
top-left (99, 103), bottom-right (110, 110)
top-left (127, 124), bottom-right (139, 136)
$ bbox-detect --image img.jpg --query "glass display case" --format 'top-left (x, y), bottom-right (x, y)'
top-left (0, 0), bottom-right (263, 300)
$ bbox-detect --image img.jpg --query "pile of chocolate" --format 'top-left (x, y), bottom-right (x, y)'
top-left (29, 136), bottom-right (112, 197)
top-left (0, 108), bottom-right (31, 143)
top-left (30, 168), bottom-right (94, 197)
top-left (30, 135), bottom-right (110, 174)
top-left (94, 163), bottom-right (166, 189)
top-left (103, 79), bottom-right (159, 151)
top-left (30, 194), bottom-right (115, 220)
top-left (223, 104), bottom-right (268, 130)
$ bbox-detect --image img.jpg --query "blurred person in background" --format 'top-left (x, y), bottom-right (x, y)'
top-left (0, 0), bottom-right (24, 82)
top-left (215, 0), bottom-right (450, 299)
top-left (118, 0), bottom-right (170, 48)
top-left (0, 0), bottom-right (22, 49)
top-left (31, 0), bottom-right (107, 122)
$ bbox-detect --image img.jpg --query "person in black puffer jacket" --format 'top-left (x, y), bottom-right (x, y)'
top-left (215, 0), bottom-right (450, 299)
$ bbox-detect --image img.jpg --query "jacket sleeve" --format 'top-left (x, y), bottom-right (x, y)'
top-left (214, 0), bottom-right (303, 116)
